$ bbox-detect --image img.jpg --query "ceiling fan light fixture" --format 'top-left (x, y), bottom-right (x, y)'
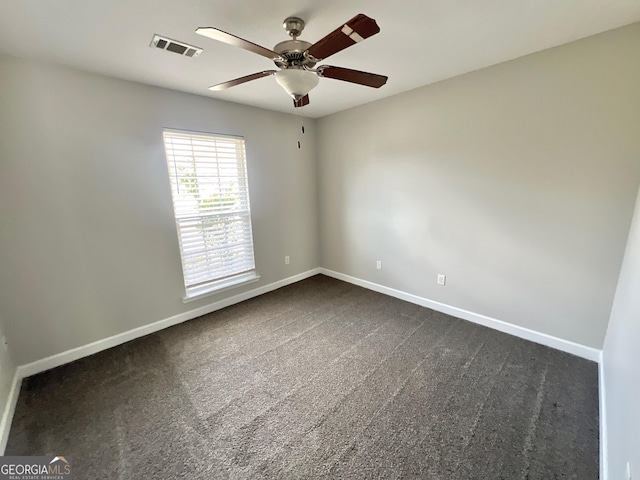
top-left (275, 69), bottom-right (319, 100)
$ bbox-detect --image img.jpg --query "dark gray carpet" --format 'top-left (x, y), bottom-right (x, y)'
top-left (6, 275), bottom-right (599, 479)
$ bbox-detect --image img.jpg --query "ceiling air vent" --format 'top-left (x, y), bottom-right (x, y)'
top-left (150, 34), bottom-right (202, 58)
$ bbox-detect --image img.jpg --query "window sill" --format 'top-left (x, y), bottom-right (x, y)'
top-left (182, 272), bottom-right (261, 303)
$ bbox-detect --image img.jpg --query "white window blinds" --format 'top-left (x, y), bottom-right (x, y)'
top-left (162, 130), bottom-right (256, 295)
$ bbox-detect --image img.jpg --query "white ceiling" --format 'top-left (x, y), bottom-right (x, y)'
top-left (1, 0), bottom-right (639, 118)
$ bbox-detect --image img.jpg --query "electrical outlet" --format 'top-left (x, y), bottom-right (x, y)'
top-left (627, 461), bottom-right (632, 480)
top-left (437, 274), bottom-right (446, 286)
top-left (376, 260), bottom-right (382, 270)
top-left (285, 256), bottom-right (290, 265)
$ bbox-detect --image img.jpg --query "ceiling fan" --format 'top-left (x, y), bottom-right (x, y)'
top-left (195, 14), bottom-right (388, 108)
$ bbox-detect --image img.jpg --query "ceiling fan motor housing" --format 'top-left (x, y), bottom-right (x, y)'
top-left (273, 40), bottom-right (316, 69)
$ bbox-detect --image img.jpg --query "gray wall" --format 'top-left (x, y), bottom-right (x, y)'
top-left (0, 54), bottom-right (319, 365)
top-left (317, 23), bottom-right (640, 349)
top-left (0, 312), bottom-right (16, 439)
top-left (602, 185), bottom-right (640, 479)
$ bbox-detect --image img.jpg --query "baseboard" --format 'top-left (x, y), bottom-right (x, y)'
top-left (0, 370), bottom-right (22, 454)
top-left (3, 266), bottom-right (607, 466)
top-left (598, 351), bottom-right (608, 480)
top-left (318, 268), bottom-right (601, 362)
top-left (17, 268), bottom-right (321, 379)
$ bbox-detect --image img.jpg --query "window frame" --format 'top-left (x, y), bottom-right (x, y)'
top-left (162, 128), bottom-right (259, 301)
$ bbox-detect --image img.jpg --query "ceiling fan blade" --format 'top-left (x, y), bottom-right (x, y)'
top-left (209, 71), bottom-right (277, 91)
top-left (317, 66), bottom-right (387, 88)
top-left (294, 94), bottom-right (310, 108)
top-left (196, 27), bottom-right (283, 61)
top-left (306, 14), bottom-right (380, 61)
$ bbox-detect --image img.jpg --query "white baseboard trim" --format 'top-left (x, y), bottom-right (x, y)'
top-left (598, 351), bottom-right (608, 480)
top-left (318, 268), bottom-right (601, 362)
top-left (4, 267), bottom-right (605, 459)
top-left (0, 370), bottom-right (22, 454)
top-left (17, 268), bottom-right (321, 379)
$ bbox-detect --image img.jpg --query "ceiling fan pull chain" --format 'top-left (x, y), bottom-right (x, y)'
top-left (295, 106), bottom-right (302, 149)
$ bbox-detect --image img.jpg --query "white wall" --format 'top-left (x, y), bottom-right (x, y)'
top-left (602, 185), bottom-right (640, 478)
top-left (317, 23), bottom-right (640, 349)
top-left (0, 54), bottom-right (319, 365)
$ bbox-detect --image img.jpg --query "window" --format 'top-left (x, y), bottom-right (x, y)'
top-left (162, 129), bottom-right (258, 300)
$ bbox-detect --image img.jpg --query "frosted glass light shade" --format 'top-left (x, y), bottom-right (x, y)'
top-left (275, 69), bottom-right (319, 100)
